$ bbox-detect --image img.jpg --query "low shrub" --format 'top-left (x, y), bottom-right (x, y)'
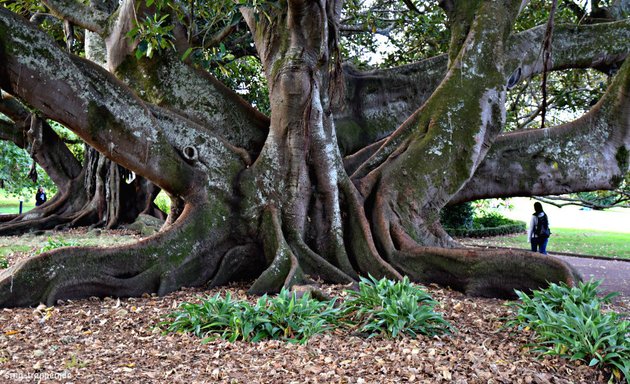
top-left (162, 288), bottom-right (340, 344)
top-left (440, 202), bottom-right (474, 230)
top-left (163, 277), bottom-right (452, 343)
top-left (445, 211), bottom-right (526, 238)
top-left (341, 275), bottom-right (452, 338)
top-left (0, 255), bottom-right (7, 269)
top-left (506, 280), bottom-right (629, 383)
top-left (473, 211), bottom-right (517, 228)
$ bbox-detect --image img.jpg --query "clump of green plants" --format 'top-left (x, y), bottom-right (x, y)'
top-left (341, 275), bottom-right (452, 338)
top-left (163, 288), bottom-right (340, 344)
top-left (0, 255), bottom-right (7, 269)
top-left (506, 280), bottom-right (629, 383)
top-left (36, 237), bottom-right (79, 254)
top-left (163, 277), bottom-right (452, 343)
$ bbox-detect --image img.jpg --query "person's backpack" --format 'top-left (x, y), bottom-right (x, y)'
top-left (535, 213), bottom-right (551, 238)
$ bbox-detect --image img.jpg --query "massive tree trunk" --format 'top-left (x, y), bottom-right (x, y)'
top-left (1, 0), bottom-right (628, 307)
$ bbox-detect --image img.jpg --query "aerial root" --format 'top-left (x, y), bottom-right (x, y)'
top-left (341, 179), bottom-right (402, 280)
top-left (248, 207), bottom-right (309, 294)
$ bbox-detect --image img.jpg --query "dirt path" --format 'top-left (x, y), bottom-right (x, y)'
top-left (553, 254), bottom-right (630, 305)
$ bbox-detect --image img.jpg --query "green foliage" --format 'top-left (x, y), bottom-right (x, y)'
top-left (0, 0), bottom-right (69, 49)
top-left (207, 55), bottom-right (270, 115)
top-left (0, 142), bottom-right (56, 199)
top-left (127, 13), bottom-right (175, 59)
top-left (341, 275), bottom-right (452, 338)
top-left (163, 288), bottom-right (340, 344)
top-left (36, 237), bottom-right (79, 255)
top-left (507, 280), bottom-right (629, 382)
top-left (505, 69), bottom-right (609, 131)
top-left (340, 0), bottom-right (449, 68)
top-left (153, 190), bottom-right (171, 213)
top-left (440, 202), bottom-right (474, 230)
top-left (0, 255), bottom-right (7, 269)
top-left (446, 222), bottom-right (526, 238)
top-left (163, 277), bottom-right (452, 343)
top-left (444, 203), bottom-right (525, 238)
top-left (474, 211), bottom-right (519, 228)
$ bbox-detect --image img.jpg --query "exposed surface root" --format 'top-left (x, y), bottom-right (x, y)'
top-left (0, 202), bottom-right (231, 307)
top-left (391, 246), bottom-right (581, 298)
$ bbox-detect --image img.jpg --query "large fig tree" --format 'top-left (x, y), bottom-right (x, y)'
top-left (0, 0), bottom-right (628, 307)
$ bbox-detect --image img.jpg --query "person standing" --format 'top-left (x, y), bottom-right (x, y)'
top-left (35, 186), bottom-right (47, 206)
top-left (528, 202), bottom-right (551, 254)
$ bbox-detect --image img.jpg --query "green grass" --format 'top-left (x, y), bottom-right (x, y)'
top-left (0, 192), bottom-right (35, 214)
top-left (465, 228), bottom-right (630, 259)
top-left (0, 245), bottom-right (31, 257)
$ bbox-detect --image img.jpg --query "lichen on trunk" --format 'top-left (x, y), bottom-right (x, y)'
top-left (4, 0), bottom-right (620, 308)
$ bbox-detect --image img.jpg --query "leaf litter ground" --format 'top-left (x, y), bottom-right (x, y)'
top-left (0, 229), bottom-right (627, 383)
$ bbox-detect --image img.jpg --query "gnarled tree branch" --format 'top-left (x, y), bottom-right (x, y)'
top-left (42, 0), bottom-right (111, 35)
top-left (451, 56), bottom-right (630, 204)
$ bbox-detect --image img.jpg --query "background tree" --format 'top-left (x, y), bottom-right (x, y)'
top-left (0, 0), bottom-right (628, 307)
top-left (0, 1), bottom-right (165, 232)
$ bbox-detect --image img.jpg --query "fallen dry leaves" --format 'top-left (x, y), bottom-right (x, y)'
top-left (0, 282), bottom-right (623, 384)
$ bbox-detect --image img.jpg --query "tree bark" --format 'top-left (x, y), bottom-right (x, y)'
top-left (452, 56), bottom-right (630, 203)
top-left (335, 19), bottom-right (630, 156)
top-left (0, 1), bottom-right (609, 308)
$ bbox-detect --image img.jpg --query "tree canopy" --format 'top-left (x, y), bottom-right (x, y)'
top-left (0, 0), bottom-right (628, 307)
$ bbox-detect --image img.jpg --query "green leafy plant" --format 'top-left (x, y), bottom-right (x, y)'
top-left (0, 255), bottom-right (7, 269)
top-left (507, 280), bottom-right (629, 383)
top-left (37, 237), bottom-right (79, 254)
top-left (443, 202), bottom-right (525, 238)
top-left (440, 202), bottom-right (474, 230)
top-left (163, 288), bottom-right (340, 344)
top-left (163, 277), bottom-right (452, 343)
top-left (341, 275), bottom-right (452, 338)
top-left (127, 13), bottom-right (175, 59)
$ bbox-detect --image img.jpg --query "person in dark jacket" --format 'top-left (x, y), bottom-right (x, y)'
top-left (35, 186), bottom-right (47, 206)
top-left (527, 202), bottom-right (550, 254)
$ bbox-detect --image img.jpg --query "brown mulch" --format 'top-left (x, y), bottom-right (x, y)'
top-left (0, 282), bottom-right (620, 384)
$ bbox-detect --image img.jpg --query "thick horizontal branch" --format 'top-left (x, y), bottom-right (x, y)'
top-left (0, 120), bottom-right (21, 145)
top-left (116, 52), bottom-right (269, 154)
top-left (450, 57), bottom-right (630, 203)
top-left (335, 19), bottom-right (630, 155)
top-left (507, 19), bottom-right (630, 81)
top-left (0, 8), bottom-right (246, 198)
top-left (42, 0), bottom-right (110, 35)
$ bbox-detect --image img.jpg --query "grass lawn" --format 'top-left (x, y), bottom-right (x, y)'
top-left (0, 191), bottom-right (35, 214)
top-left (463, 227), bottom-right (630, 259)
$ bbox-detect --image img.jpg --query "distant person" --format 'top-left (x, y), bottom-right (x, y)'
top-left (528, 202), bottom-right (551, 254)
top-left (35, 186), bottom-right (47, 206)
